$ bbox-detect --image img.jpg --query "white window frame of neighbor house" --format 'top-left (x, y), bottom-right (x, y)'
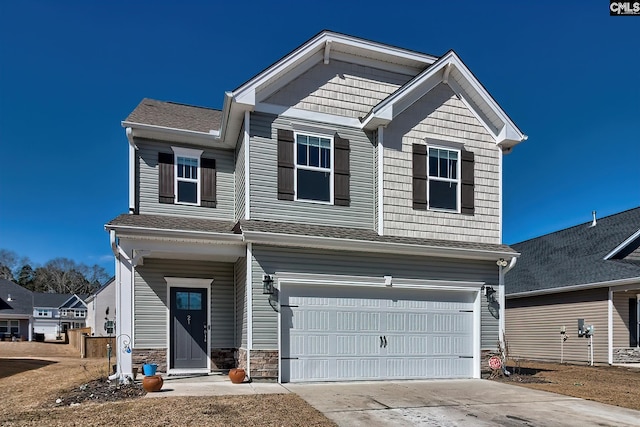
top-left (172, 146), bottom-right (204, 206)
top-left (427, 145), bottom-right (461, 213)
top-left (74, 310), bottom-right (86, 318)
top-left (294, 132), bottom-right (334, 204)
top-left (36, 309), bottom-right (50, 317)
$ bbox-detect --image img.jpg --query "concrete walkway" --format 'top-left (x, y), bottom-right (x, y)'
top-left (143, 373), bottom-right (289, 397)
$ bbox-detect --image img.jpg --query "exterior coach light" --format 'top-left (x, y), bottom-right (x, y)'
top-left (262, 275), bottom-right (275, 295)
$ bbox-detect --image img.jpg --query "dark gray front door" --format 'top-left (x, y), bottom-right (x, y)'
top-left (170, 287), bottom-right (208, 369)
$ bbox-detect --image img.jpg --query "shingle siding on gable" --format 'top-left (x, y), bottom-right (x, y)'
top-left (249, 112), bottom-right (375, 229)
top-left (136, 139), bottom-right (235, 220)
top-left (263, 60), bottom-right (413, 118)
top-left (382, 83), bottom-right (501, 244)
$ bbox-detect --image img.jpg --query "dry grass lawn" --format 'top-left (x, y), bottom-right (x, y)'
top-left (0, 342), bottom-right (335, 427)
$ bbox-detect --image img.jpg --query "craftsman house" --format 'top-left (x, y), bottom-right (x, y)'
top-left (32, 293), bottom-right (88, 341)
top-left (0, 278), bottom-right (33, 341)
top-left (506, 208), bottom-right (640, 365)
top-left (106, 31), bottom-right (527, 382)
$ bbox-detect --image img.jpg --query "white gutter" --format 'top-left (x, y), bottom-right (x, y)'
top-left (125, 127), bottom-right (137, 213)
top-left (604, 228), bottom-right (640, 260)
top-left (105, 225), bottom-right (245, 243)
top-left (121, 121), bottom-right (220, 139)
top-left (242, 230), bottom-right (518, 261)
top-left (507, 276), bottom-right (640, 299)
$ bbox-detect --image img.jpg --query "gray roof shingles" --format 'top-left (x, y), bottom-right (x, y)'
top-left (506, 207), bottom-right (640, 295)
top-left (106, 214), bottom-right (515, 254)
top-left (0, 279), bottom-right (34, 316)
top-left (124, 98), bottom-right (222, 133)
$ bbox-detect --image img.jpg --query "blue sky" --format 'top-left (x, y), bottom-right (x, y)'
top-left (0, 1), bottom-right (638, 276)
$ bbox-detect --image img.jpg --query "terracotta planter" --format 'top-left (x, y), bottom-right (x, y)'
top-left (142, 375), bottom-right (163, 392)
top-left (229, 368), bottom-right (246, 384)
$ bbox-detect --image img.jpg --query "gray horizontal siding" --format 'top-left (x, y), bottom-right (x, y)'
top-left (505, 289), bottom-right (608, 364)
top-left (251, 245), bottom-right (498, 350)
top-left (235, 120), bottom-right (246, 221)
top-left (136, 138), bottom-right (235, 220)
top-left (134, 258), bottom-right (235, 349)
top-left (234, 256), bottom-right (247, 349)
top-left (263, 59), bottom-right (412, 119)
top-left (382, 83), bottom-right (501, 244)
top-left (249, 112), bottom-right (375, 228)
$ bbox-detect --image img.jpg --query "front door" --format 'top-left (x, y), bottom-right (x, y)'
top-left (170, 287), bottom-right (208, 370)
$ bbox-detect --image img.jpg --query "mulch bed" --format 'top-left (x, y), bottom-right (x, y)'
top-left (51, 378), bottom-right (146, 407)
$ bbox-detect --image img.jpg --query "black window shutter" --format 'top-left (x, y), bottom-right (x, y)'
top-left (201, 157), bottom-right (217, 208)
top-left (277, 129), bottom-right (295, 201)
top-left (412, 144), bottom-right (427, 210)
top-left (158, 152), bottom-right (174, 204)
top-left (334, 134), bottom-right (350, 206)
top-left (461, 149), bottom-right (475, 215)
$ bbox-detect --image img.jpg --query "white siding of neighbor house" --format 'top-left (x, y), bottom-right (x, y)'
top-left (249, 113), bottom-right (375, 229)
top-left (505, 289), bottom-right (609, 364)
top-left (250, 245), bottom-right (499, 351)
top-left (382, 83), bottom-right (501, 244)
top-left (136, 138), bottom-right (235, 220)
top-left (133, 259), bottom-right (235, 349)
top-left (235, 120), bottom-right (246, 221)
top-left (263, 60), bottom-right (413, 118)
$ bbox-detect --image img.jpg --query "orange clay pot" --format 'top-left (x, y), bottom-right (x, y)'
top-left (142, 375), bottom-right (163, 392)
top-left (229, 368), bottom-right (246, 384)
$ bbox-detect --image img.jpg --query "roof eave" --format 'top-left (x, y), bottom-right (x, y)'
top-left (105, 223), bottom-right (245, 244)
top-left (507, 276), bottom-right (640, 299)
top-left (242, 230), bottom-right (518, 261)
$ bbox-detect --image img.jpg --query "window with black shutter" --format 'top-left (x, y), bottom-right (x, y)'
top-left (158, 148), bottom-right (217, 208)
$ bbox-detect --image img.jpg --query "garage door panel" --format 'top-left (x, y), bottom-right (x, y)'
top-left (282, 286), bottom-right (476, 382)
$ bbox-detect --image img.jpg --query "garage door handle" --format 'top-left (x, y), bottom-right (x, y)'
top-left (383, 336), bottom-right (387, 348)
top-left (380, 336), bottom-right (383, 348)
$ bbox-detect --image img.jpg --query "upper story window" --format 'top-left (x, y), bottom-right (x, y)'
top-left (158, 147), bottom-right (217, 208)
top-left (428, 147), bottom-right (460, 212)
top-left (412, 143), bottom-right (475, 215)
top-left (36, 309), bottom-right (50, 317)
top-left (60, 309), bottom-right (68, 317)
top-left (295, 133), bottom-right (333, 203)
top-left (74, 310), bottom-right (86, 318)
top-left (176, 156), bottom-right (199, 204)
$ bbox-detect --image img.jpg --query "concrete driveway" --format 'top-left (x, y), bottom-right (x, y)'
top-left (285, 379), bottom-right (640, 426)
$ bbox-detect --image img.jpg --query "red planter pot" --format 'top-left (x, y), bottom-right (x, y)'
top-left (229, 368), bottom-right (246, 384)
top-left (142, 375), bottom-right (163, 392)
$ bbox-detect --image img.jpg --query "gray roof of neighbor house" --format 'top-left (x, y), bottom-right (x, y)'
top-left (33, 293), bottom-right (88, 309)
top-left (105, 214), bottom-right (516, 254)
top-left (0, 279), bottom-right (33, 317)
top-left (506, 207), bottom-right (640, 295)
top-left (124, 98), bottom-right (222, 133)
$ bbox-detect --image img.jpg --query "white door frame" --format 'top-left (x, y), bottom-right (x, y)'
top-left (165, 277), bottom-right (213, 375)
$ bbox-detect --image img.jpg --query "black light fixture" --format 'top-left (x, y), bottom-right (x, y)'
top-left (262, 274), bottom-right (274, 295)
top-left (484, 286), bottom-right (497, 303)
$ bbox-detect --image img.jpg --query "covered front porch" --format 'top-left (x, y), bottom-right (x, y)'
top-left (611, 285), bottom-right (640, 363)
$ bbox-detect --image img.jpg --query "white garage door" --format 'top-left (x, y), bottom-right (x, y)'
top-left (281, 285), bottom-right (476, 383)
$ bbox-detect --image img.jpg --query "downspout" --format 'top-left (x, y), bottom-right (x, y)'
top-left (498, 257), bottom-right (517, 353)
top-left (109, 229), bottom-right (121, 380)
top-left (125, 128), bottom-right (137, 214)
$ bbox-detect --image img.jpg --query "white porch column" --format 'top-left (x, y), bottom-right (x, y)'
top-left (115, 249), bottom-right (134, 379)
top-left (28, 316), bottom-right (33, 341)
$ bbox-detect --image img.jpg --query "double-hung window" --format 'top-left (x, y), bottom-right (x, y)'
top-left (172, 147), bottom-right (203, 205)
top-left (428, 147), bottom-right (460, 211)
top-left (295, 133), bottom-right (333, 203)
top-left (0, 320), bottom-right (19, 335)
top-left (37, 309), bottom-right (49, 317)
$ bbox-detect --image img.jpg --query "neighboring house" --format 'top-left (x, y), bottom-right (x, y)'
top-left (505, 208), bottom-right (640, 365)
top-left (106, 31), bottom-right (527, 382)
top-left (85, 277), bottom-right (116, 336)
top-left (33, 293), bottom-right (88, 341)
top-left (0, 278), bottom-right (34, 341)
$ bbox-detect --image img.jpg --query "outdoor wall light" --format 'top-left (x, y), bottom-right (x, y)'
top-left (262, 274), bottom-right (275, 295)
top-left (484, 286), bottom-right (497, 303)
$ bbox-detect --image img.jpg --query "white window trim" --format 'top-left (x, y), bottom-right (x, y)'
top-left (293, 131), bottom-right (334, 205)
top-left (427, 145), bottom-right (461, 213)
top-left (171, 146), bottom-right (204, 206)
